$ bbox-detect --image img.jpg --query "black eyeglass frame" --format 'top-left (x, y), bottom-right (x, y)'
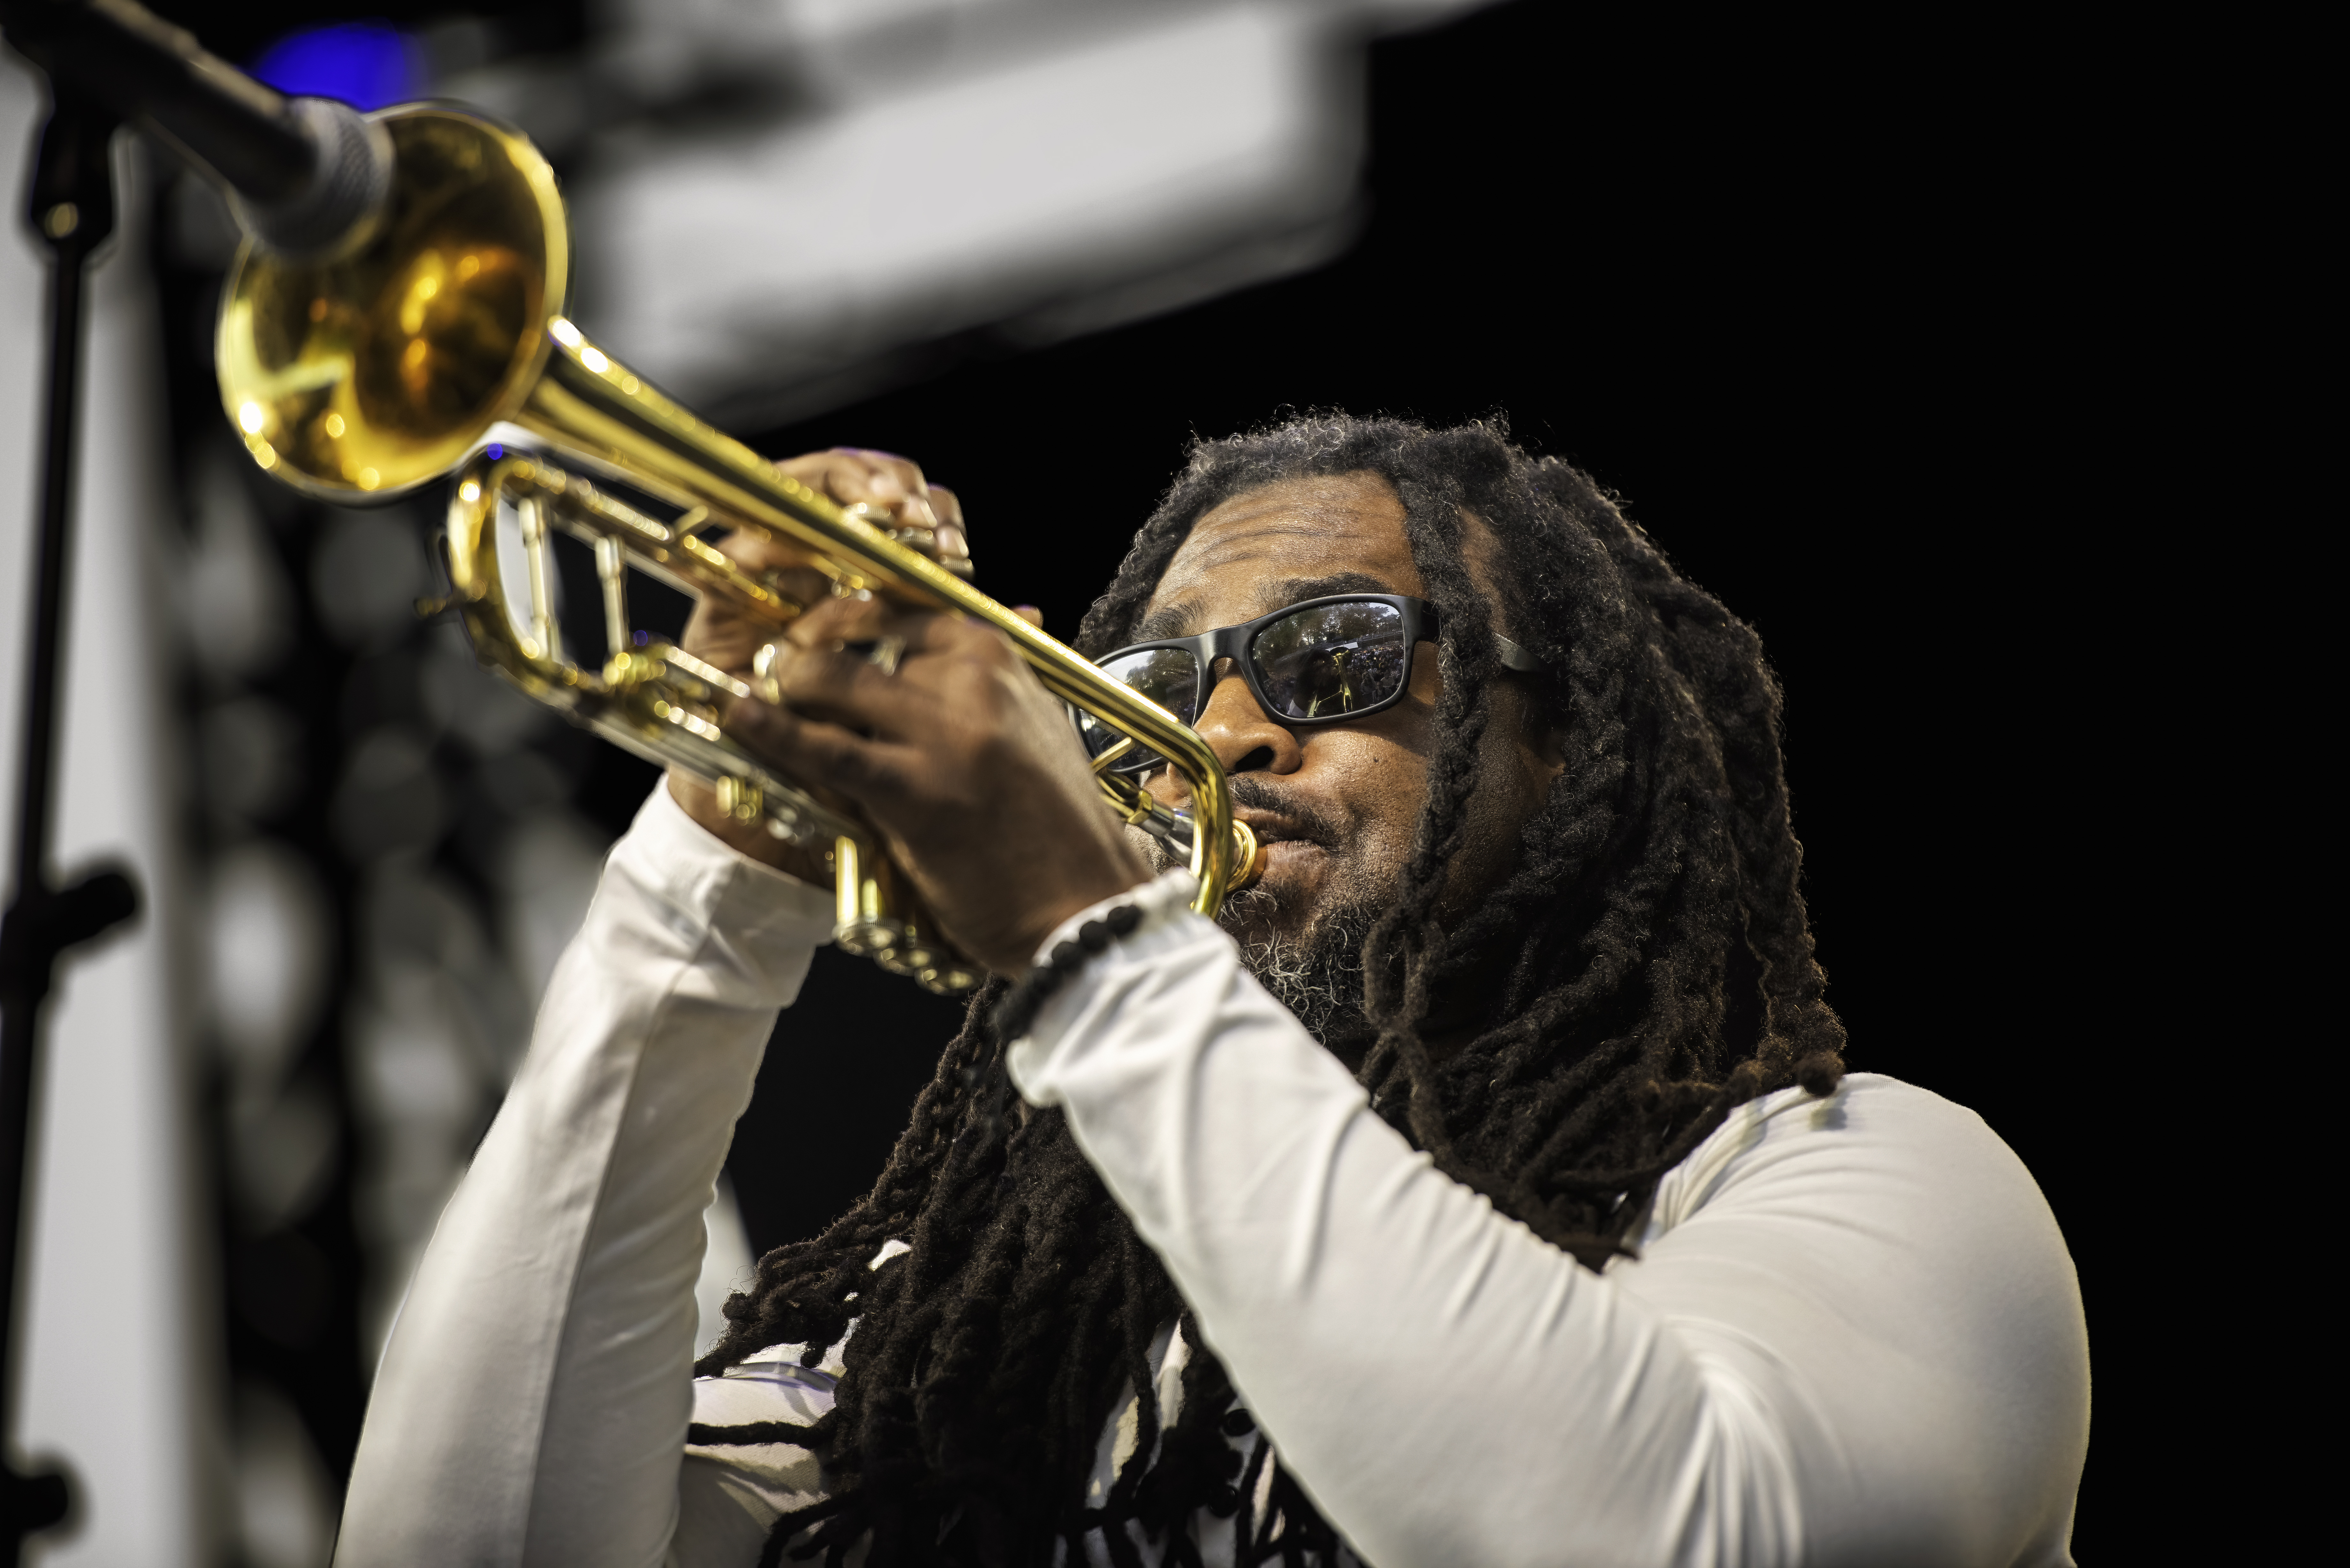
top-left (1094, 591), bottom-right (1441, 735)
top-left (1081, 593), bottom-right (1553, 774)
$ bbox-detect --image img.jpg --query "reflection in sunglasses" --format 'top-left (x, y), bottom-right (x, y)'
top-left (1255, 602), bottom-right (1406, 721)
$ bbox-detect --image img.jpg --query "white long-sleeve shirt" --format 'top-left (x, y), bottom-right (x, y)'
top-left (334, 786), bottom-right (2088, 1567)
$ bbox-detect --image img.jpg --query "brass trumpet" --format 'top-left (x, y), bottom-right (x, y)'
top-left (216, 105), bottom-right (1263, 993)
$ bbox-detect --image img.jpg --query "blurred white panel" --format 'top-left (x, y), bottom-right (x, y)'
top-left (0, 57), bottom-right (216, 1568)
top-left (572, 4), bottom-right (1361, 412)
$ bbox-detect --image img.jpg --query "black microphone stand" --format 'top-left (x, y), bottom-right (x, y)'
top-left (0, 81), bottom-right (140, 1558)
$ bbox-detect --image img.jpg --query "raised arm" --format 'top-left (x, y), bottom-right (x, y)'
top-left (336, 447), bottom-right (1017, 1565)
top-left (334, 787), bottom-right (836, 1567)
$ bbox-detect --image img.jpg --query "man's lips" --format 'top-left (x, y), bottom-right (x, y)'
top-left (1238, 809), bottom-right (1323, 849)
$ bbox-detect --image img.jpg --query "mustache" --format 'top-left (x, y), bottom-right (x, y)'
top-left (1225, 775), bottom-right (1343, 848)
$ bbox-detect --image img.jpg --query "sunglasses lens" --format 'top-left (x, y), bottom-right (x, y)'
top-left (1251, 600), bottom-right (1409, 721)
top-left (1080, 646), bottom-right (1202, 771)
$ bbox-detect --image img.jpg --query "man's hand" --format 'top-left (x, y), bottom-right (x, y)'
top-left (668, 448), bottom-right (947, 880)
top-left (669, 449), bottom-right (1150, 972)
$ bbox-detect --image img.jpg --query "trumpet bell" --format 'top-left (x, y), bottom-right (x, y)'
top-left (217, 109), bottom-right (564, 500)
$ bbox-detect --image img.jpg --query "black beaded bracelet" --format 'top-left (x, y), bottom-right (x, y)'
top-left (990, 903), bottom-right (1145, 1040)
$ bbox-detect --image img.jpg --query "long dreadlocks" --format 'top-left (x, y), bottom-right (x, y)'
top-left (695, 414), bottom-right (1847, 1565)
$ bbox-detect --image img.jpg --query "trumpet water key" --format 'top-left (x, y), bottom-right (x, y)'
top-left (216, 105), bottom-right (1262, 992)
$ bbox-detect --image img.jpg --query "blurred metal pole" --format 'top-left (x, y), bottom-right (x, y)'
top-left (0, 81), bottom-right (138, 1558)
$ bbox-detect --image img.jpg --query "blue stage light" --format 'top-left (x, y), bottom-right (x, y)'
top-left (250, 22), bottom-right (427, 112)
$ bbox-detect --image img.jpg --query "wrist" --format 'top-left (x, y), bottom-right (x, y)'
top-left (991, 869), bottom-right (1200, 1039)
top-left (986, 881), bottom-right (1143, 974)
top-left (665, 772), bottom-right (834, 884)
top-left (965, 835), bottom-right (1154, 973)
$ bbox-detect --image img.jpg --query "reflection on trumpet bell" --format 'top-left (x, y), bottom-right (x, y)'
top-left (218, 109), bottom-right (566, 497)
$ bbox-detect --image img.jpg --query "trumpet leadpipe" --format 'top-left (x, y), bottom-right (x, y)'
top-left (1095, 770), bottom-right (1266, 894)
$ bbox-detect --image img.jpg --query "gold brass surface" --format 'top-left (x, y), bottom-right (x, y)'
top-left (217, 104), bottom-right (1257, 993)
top-left (219, 110), bottom-right (564, 498)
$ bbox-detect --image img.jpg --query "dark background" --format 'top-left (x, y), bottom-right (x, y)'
top-left (132, 0), bottom-right (2167, 1556)
top-left (710, 7), bottom-right (2149, 1556)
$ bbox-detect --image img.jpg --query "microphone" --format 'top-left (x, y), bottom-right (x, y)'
top-left (2, 0), bottom-right (394, 257)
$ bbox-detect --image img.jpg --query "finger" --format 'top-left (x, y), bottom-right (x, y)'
top-left (927, 485), bottom-right (964, 530)
top-left (829, 448), bottom-right (939, 530)
top-left (764, 627), bottom-right (957, 732)
top-left (679, 547), bottom-right (831, 675)
top-left (778, 595), bottom-right (949, 653)
top-left (770, 448), bottom-right (898, 501)
top-left (762, 610), bottom-right (974, 734)
top-left (689, 517), bottom-right (805, 579)
top-left (1012, 605), bottom-right (1044, 629)
top-left (834, 448), bottom-right (930, 497)
top-left (702, 540), bottom-right (831, 625)
top-left (927, 484), bottom-right (969, 564)
top-left (767, 649), bottom-right (903, 733)
top-left (727, 696), bottom-right (925, 801)
top-left (768, 450), bottom-right (937, 530)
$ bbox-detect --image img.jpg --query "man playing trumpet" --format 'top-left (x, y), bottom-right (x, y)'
top-left (337, 416), bottom-right (2088, 1566)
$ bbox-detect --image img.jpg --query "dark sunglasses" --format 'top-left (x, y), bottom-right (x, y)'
top-left (1077, 594), bottom-right (1545, 775)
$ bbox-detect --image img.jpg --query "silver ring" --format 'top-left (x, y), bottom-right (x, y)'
top-left (867, 634), bottom-right (907, 677)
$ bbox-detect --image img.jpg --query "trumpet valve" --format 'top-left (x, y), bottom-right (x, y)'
top-left (829, 834), bottom-right (980, 991)
top-left (917, 959), bottom-right (987, 995)
top-left (836, 914), bottom-right (911, 960)
top-left (832, 834), bottom-right (908, 959)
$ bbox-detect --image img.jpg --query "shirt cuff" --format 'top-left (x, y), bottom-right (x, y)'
top-left (1004, 869), bottom-right (1222, 1098)
top-left (610, 781), bottom-right (840, 956)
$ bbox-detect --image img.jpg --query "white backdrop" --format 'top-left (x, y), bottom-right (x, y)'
top-left (0, 55), bottom-right (216, 1568)
top-left (444, 0), bottom-right (1491, 425)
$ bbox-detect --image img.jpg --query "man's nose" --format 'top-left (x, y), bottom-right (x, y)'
top-left (1195, 661), bottom-right (1301, 776)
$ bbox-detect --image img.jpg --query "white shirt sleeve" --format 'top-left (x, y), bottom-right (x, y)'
top-left (1007, 874), bottom-right (2089, 1568)
top-left (334, 785), bottom-right (839, 1568)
